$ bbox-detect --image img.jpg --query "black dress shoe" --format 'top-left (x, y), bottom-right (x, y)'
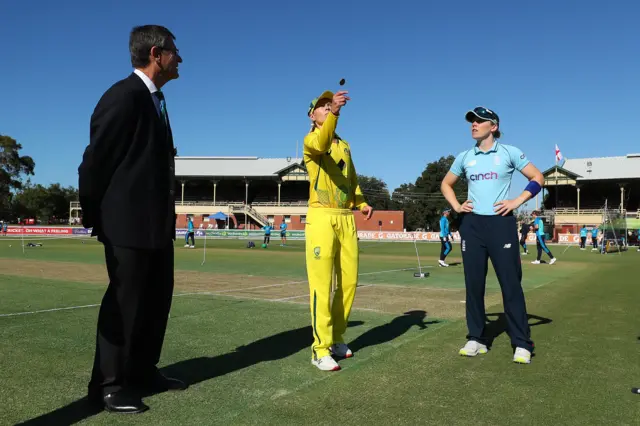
top-left (103, 392), bottom-right (149, 414)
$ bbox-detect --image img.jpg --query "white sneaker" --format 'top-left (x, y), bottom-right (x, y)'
top-left (531, 260), bottom-right (541, 264)
top-left (190, 245), bottom-right (195, 249)
top-left (330, 343), bottom-right (353, 358)
top-left (549, 258), bottom-right (557, 265)
top-left (459, 340), bottom-right (488, 357)
top-left (439, 260), bottom-right (449, 267)
top-left (184, 244), bottom-right (189, 247)
top-left (311, 355), bottom-right (341, 371)
top-left (522, 251), bottom-right (528, 255)
top-left (513, 347), bottom-right (532, 364)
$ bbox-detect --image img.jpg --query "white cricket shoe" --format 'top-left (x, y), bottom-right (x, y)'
top-left (549, 258), bottom-right (557, 265)
top-left (438, 260), bottom-right (449, 267)
top-left (531, 260), bottom-right (541, 265)
top-left (312, 355), bottom-right (341, 371)
top-left (190, 245), bottom-right (195, 249)
top-left (459, 340), bottom-right (488, 357)
top-left (330, 343), bottom-right (353, 358)
top-left (184, 244), bottom-right (189, 248)
top-left (513, 347), bottom-right (532, 364)
top-left (522, 251), bottom-right (528, 255)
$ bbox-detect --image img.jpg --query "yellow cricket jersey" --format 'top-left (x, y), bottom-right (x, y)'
top-left (303, 112), bottom-right (368, 210)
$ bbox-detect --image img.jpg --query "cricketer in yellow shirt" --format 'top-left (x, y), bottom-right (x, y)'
top-left (304, 89), bottom-right (373, 371)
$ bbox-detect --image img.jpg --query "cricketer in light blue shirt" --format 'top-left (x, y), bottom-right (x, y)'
top-left (187, 219), bottom-right (194, 232)
top-left (263, 225), bottom-right (273, 235)
top-left (580, 227), bottom-right (588, 237)
top-left (449, 142), bottom-right (530, 215)
top-left (533, 217), bottom-right (545, 236)
top-left (439, 215), bottom-right (450, 238)
top-left (591, 228), bottom-right (598, 238)
top-left (280, 222), bottom-right (287, 233)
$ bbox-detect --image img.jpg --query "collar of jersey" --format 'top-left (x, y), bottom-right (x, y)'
top-left (473, 141), bottom-right (500, 155)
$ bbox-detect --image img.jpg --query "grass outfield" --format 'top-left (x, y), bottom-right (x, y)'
top-left (0, 237), bottom-right (639, 424)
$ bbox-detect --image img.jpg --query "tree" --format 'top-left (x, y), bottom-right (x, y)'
top-left (0, 135), bottom-right (35, 217)
top-left (358, 175), bottom-right (392, 211)
top-left (12, 183), bottom-right (78, 224)
top-left (390, 155), bottom-right (468, 231)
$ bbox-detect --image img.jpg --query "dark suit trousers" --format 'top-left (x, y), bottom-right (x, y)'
top-left (89, 243), bottom-right (174, 395)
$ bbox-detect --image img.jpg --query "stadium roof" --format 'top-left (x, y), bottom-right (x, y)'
top-left (175, 156), bottom-right (304, 178)
top-left (543, 153), bottom-right (640, 181)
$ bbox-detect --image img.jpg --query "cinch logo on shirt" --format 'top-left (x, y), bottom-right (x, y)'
top-left (469, 171), bottom-right (499, 181)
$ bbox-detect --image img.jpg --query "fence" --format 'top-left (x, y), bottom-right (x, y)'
top-left (4, 226), bottom-right (617, 245)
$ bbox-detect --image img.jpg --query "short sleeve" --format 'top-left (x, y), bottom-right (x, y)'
top-left (449, 152), bottom-right (466, 177)
top-left (508, 146), bottom-right (530, 171)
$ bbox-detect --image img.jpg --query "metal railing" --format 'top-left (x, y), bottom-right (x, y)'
top-left (228, 204), bottom-right (268, 226)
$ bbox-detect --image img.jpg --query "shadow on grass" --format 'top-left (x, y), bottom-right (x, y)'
top-left (483, 312), bottom-right (553, 349)
top-left (349, 310), bottom-right (440, 352)
top-left (17, 321), bottom-right (364, 425)
top-left (19, 311), bottom-right (443, 425)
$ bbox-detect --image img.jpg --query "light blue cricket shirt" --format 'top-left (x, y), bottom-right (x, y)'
top-left (449, 142), bottom-right (530, 216)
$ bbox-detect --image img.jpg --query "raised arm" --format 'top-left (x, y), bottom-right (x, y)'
top-left (303, 112), bottom-right (338, 155)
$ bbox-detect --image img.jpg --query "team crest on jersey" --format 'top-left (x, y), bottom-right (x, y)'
top-left (494, 156), bottom-right (501, 166)
top-left (466, 160), bottom-right (476, 167)
top-left (314, 246), bottom-right (321, 259)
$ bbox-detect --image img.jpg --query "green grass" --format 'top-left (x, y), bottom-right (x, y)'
top-left (1, 237), bottom-right (639, 425)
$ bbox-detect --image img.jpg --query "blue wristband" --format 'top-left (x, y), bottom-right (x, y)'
top-left (525, 181), bottom-right (541, 196)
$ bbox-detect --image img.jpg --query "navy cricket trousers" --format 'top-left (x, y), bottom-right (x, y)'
top-left (459, 213), bottom-right (534, 352)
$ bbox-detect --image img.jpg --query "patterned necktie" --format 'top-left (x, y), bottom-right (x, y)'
top-left (154, 90), bottom-right (168, 127)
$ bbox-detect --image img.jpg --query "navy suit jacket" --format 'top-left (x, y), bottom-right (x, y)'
top-left (78, 73), bottom-right (176, 249)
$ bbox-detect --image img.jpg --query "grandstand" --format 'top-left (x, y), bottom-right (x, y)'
top-left (542, 153), bottom-right (640, 236)
top-left (173, 156), bottom-right (403, 231)
top-left (68, 156), bottom-right (404, 232)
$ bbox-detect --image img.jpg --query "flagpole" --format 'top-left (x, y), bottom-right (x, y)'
top-left (555, 146), bottom-right (559, 211)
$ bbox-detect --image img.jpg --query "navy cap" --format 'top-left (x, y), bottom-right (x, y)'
top-left (465, 106), bottom-right (500, 125)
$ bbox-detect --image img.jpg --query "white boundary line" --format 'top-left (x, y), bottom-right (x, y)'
top-left (180, 267), bottom-right (425, 296)
top-left (271, 284), bottom-right (375, 302)
top-left (0, 267), bottom-right (416, 318)
top-left (0, 304), bottom-right (101, 318)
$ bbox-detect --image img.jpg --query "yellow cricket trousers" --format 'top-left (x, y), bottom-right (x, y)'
top-left (305, 207), bottom-right (359, 360)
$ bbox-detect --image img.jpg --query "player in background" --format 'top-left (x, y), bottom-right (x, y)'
top-left (579, 225), bottom-right (588, 250)
top-left (591, 227), bottom-right (599, 251)
top-left (263, 223), bottom-right (273, 246)
top-left (184, 216), bottom-right (195, 248)
top-left (439, 208), bottom-right (453, 267)
top-left (303, 88), bottom-right (372, 371)
top-left (441, 106), bottom-right (544, 365)
top-left (519, 220), bottom-right (530, 255)
top-left (531, 211), bottom-right (557, 265)
top-left (280, 220), bottom-right (288, 246)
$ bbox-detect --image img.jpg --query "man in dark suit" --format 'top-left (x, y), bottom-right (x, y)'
top-left (78, 25), bottom-right (186, 414)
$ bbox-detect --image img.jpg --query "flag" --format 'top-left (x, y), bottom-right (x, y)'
top-left (555, 144), bottom-right (564, 165)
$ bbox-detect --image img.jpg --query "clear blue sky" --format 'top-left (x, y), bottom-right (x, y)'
top-left (1, 0), bottom-right (638, 208)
